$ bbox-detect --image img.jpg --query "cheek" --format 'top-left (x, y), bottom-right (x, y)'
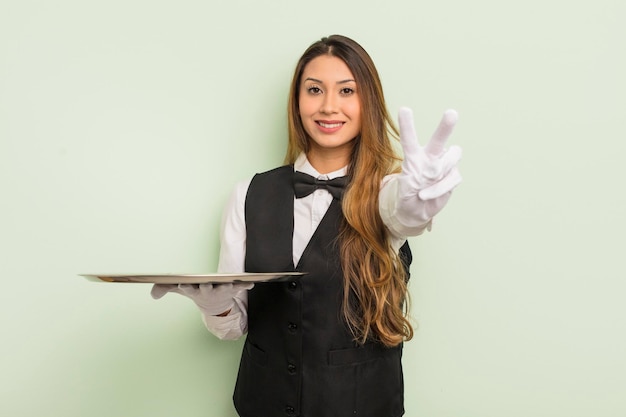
top-left (299, 113), bottom-right (310, 134)
top-left (348, 102), bottom-right (362, 133)
top-left (345, 98), bottom-right (361, 119)
top-left (298, 94), bottom-right (314, 117)
top-left (297, 105), bottom-right (314, 136)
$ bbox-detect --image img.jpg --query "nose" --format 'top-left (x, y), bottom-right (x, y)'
top-left (320, 94), bottom-right (338, 114)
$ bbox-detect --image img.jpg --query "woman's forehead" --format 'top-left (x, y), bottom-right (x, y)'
top-left (301, 55), bottom-right (355, 84)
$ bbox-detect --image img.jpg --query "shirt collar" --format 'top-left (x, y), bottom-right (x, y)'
top-left (294, 153), bottom-right (348, 180)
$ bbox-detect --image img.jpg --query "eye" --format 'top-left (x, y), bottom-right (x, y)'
top-left (307, 86), bottom-right (322, 95)
top-left (340, 87), bottom-right (355, 95)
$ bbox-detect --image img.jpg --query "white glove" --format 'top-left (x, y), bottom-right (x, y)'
top-left (151, 282), bottom-right (254, 316)
top-left (392, 107), bottom-right (463, 230)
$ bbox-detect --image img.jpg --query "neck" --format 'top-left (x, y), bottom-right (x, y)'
top-left (306, 146), bottom-right (352, 174)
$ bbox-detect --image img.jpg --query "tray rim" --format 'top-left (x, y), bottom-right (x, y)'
top-left (79, 272), bottom-right (306, 284)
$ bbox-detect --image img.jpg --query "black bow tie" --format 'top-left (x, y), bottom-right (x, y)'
top-left (293, 171), bottom-right (347, 200)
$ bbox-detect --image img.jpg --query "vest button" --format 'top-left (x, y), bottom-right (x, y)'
top-left (287, 363), bottom-right (297, 374)
top-left (285, 405), bottom-right (295, 414)
top-left (287, 322), bottom-right (298, 332)
top-left (288, 281), bottom-right (298, 290)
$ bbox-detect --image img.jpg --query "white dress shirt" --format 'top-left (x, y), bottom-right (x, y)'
top-left (202, 153), bottom-right (428, 340)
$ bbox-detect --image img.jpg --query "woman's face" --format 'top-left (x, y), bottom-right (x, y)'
top-left (298, 55), bottom-right (361, 167)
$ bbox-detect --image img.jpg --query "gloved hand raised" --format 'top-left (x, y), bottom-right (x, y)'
top-left (394, 107), bottom-right (463, 229)
top-left (151, 282), bottom-right (254, 316)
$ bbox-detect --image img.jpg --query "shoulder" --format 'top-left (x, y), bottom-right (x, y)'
top-left (229, 165), bottom-right (292, 200)
top-left (253, 165), bottom-right (294, 179)
top-left (227, 165), bottom-right (294, 203)
top-left (249, 165), bottom-right (294, 191)
top-left (223, 177), bottom-right (252, 218)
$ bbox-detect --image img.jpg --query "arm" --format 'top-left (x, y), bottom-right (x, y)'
top-left (202, 178), bottom-right (252, 340)
top-left (379, 108), bottom-right (462, 239)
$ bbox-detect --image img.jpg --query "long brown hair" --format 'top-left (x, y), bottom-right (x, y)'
top-left (286, 35), bottom-right (413, 347)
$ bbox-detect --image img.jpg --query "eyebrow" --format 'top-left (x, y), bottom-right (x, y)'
top-left (304, 77), bottom-right (356, 84)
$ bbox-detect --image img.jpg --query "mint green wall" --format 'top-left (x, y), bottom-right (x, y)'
top-left (1, 1), bottom-right (624, 416)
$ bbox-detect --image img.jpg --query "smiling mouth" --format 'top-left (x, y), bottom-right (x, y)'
top-left (316, 121), bottom-right (344, 128)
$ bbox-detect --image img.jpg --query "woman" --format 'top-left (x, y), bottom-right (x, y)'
top-left (153, 34), bottom-right (462, 417)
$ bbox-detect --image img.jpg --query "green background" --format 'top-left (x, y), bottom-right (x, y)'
top-left (1, 0), bottom-right (624, 416)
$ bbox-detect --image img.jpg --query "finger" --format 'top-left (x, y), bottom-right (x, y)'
top-left (151, 284), bottom-right (177, 300)
top-left (418, 167), bottom-right (462, 200)
top-left (439, 145), bottom-right (463, 176)
top-left (178, 284), bottom-right (202, 297)
top-left (424, 109), bottom-right (458, 157)
top-left (233, 282), bottom-right (254, 292)
top-left (420, 145), bottom-right (462, 181)
top-left (398, 107), bottom-right (421, 159)
top-left (204, 283), bottom-right (233, 296)
top-left (423, 192), bottom-right (452, 219)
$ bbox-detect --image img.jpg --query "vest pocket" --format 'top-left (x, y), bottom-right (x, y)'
top-left (328, 343), bottom-right (398, 366)
top-left (233, 341), bottom-right (274, 415)
top-left (327, 344), bottom-right (404, 417)
top-left (243, 340), bottom-right (268, 367)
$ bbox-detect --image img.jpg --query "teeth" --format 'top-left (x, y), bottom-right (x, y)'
top-left (318, 122), bottom-right (342, 128)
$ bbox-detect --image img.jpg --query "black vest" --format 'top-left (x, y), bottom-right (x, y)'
top-left (233, 165), bottom-right (411, 417)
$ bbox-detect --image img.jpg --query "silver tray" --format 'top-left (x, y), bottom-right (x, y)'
top-left (79, 272), bottom-right (305, 284)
